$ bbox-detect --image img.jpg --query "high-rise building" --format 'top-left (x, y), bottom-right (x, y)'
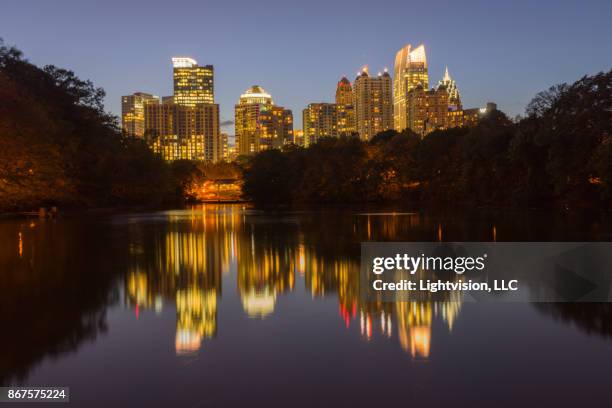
top-left (437, 67), bottom-right (461, 110)
top-left (259, 106), bottom-right (293, 150)
top-left (172, 57), bottom-right (214, 106)
top-left (136, 57), bottom-right (220, 162)
top-left (303, 103), bottom-right (338, 146)
top-left (335, 77), bottom-right (356, 136)
top-left (393, 44), bottom-right (429, 131)
top-left (353, 67), bottom-right (393, 141)
top-left (293, 129), bottom-right (305, 147)
top-left (405, 67), bottom-right (496, 137)
top-left (219, 133), bottom-right (229, 162)
top-left (235, 85), bottom-right (293, 156)
top-left (406, 84), bottom-right (449, 136)
top-left (121, 92), bottom-right (160, 137)
top-left (146, 103), bottom-right (220, 162)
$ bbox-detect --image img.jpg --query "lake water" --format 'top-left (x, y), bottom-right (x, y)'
top-left (1, 204), bottom-right (612, 407)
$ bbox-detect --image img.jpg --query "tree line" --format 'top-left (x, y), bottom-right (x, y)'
top-left (0, 41), bottom-right (241, 212)
top-left (1, 39), bottom-right (610, 211)
top-left (243, 70), bottom-right (611, 208)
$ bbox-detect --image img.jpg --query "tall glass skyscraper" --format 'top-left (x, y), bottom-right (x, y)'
top-left (335, 77), bottom-right (355, 136)
top-left (172, 57), bottom-right (214, 106)
top-left (393, 44), bottom-right (428, 131)
top-left (235, 86), bottom-right (293, 155)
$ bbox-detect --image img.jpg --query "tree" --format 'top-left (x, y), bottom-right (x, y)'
top-left (0, 39), bottom-right (176, 210)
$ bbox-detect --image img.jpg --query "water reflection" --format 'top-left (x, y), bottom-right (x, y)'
top-left (120, 205), bottom-right (467, 359)
top-left (2, 204), bottom-right (612, 388)
top-left (0, 219), bottom-right (124, 384)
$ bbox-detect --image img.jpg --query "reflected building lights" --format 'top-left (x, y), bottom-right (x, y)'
top-left (121, 206), bottom-right (463, 360)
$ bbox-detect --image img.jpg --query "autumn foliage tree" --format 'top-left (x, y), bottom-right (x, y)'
top-left (0, 40), bottom-right (175, 211)
top-left (243, 70), bottom-right (612, 208)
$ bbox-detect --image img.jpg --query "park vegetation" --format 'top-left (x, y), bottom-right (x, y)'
top-left (243, 70), bottom-right (612, 208)
top-left (1, 39), bottom-right (610, 211)
top-left (0, 41), bottom-right (238, 212)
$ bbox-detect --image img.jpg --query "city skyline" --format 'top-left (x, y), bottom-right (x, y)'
top-left (2, 0), bottom-right (610, 134)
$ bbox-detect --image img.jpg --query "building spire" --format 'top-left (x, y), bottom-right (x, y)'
top-left (444, 66), bottom-right (450, 82)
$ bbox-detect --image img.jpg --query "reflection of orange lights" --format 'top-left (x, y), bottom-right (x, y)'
top-left (175, 330), bottom-right (202, 355)
top-left (18, 232), bottom-right (23, 258)
top-left (297, 244), bottom-right (306, 275)
top-left (437, 223), bottom-right (443, 242)
top-left (410, 326), bottom-right (431, 358)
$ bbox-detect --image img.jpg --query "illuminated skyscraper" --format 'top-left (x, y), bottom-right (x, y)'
top-left (437, 66), bottom-right (461, 110)
top-left (303, 103), bottom-right (338, 146)
top-left (146, 103), bottom-right (220, 161)
top-left (353, 67), bottom-right (393, 140)
top-left (133, 57), bottom-right (220, 162)
top-left (406, 84), bottom-right (449, 136)
top-left (335, 77), bottom-right (356, 136)
top-left (121, 92), bottom-right (160, 137)
top-left (393, 44), bottom-right (429, 131)
top-left (219, 132), bottom-right (229, 161)
top-left (235, 85), bottom-right (293, 155)
top-left (172, 57), bottom-right (214, 106)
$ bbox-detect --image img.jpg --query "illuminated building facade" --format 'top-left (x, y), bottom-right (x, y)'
top-left (353, 67), bottom-right (393, 140)
top-left (219, 132), bottom-right (229, 161)
top-left (447, 103), bottom-right (497, 129)
top-left (400, 59), bottom-right (494, 137)
top-left (121, 92), bottom-right (160, 138)
top-left (146, 102), bottom-right (220, 162)
top-left (293, 129), bottom-right (304, 147)
top-left (172, 57), bottom-right (214, 106)
top-left (393, 44), bottom-right (429, 131)
top-left (131, 57), bottom-right (221, 162)
top-left (335, 77), bottom-right (355, 136)
top-left (303, 103), bottom-right (338, 146)
top-left (235, 85), bottom-right (293, 155)
top-left (406, 84), bottom-right (449, 136)
top-left (437, 66), bottom-right (461, 110)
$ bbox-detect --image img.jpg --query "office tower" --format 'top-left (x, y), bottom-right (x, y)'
top-left (335, 77), bottom-right (356, 136)
top-left (259, 106), bottom-right (293, 150)
top-left (406, 84), bottom-right (449, 136)
top-left (437, 67), bottom-right (461, 110)
top-left (235, 85), bottom-right (293, 155)
top-left (124, 57), bottom-right (220, 162)
top-left (219, 133), bottom-right (229, 162)
top-left (146, 103), bottom-right (220, 162)
top-left (121, 92), bottom-right (160, 137)
top-left (303, 103), bottom-right (338, 147)
top-left (353, 67), bottom-right (393, 141)
top-left (293, 129), bottom-right (305, 147)
top-left (393, 44), bottom-right (429, 131)
top-left (172, 57), bottom-right (214, 106)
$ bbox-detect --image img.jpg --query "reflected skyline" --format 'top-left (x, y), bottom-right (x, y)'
top-left (3, 204), bottom-right (612, 407)
top-left (122, 205), bottom-right (464, 357)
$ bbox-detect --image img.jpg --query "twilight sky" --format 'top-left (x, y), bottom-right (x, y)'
top-left (1, 0), bottom-right (611, 134)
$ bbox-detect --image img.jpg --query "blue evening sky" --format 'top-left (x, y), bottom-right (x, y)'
top-left (1, 0), bottom-right (610, 134)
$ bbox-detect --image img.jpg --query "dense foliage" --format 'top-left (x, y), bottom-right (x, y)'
top-left (0, 41), bottom-right (176, 211)
top-left (244, 70), bottom-right (612, 208)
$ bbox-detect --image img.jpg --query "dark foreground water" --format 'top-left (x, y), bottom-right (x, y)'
top-left (1, 205), bottom-right (612, 407)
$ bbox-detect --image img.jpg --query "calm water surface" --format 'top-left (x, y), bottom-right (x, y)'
top-left (1, 205), bottom-right (612, 407)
